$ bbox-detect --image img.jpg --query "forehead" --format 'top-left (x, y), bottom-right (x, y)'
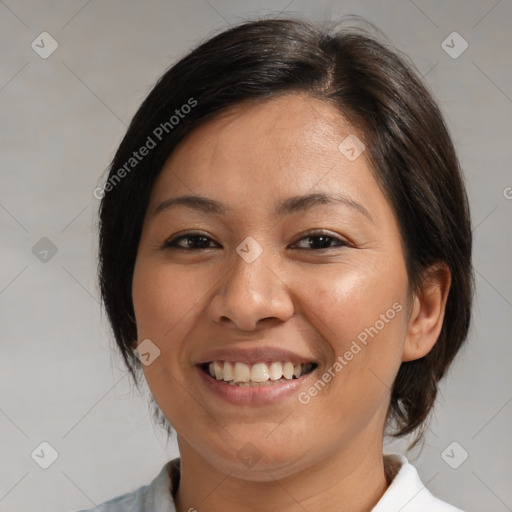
top-left (152, 93), bottom-right (371, 202)
top-left (175, 94), bottom-right (351, 160)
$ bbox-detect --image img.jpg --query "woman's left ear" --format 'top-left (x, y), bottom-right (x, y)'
top-left (403, 262), bottom-right (451, 362)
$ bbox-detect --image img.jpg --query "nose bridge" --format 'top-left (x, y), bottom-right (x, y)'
top-left (208, 236), bottom-right (294, 330)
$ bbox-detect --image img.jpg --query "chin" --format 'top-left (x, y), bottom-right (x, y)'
top-left (193, 434), bottom-right (316, 482)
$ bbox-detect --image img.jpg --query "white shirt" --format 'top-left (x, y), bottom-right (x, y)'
top-left (72, 453), bottom-right (465, 512)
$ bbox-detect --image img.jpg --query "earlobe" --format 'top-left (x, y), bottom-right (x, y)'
top-left (402, 263), bottom-right (451, 362)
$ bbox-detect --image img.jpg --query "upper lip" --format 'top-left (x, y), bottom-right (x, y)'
top-left (194, 345), bottom-right (317, 366)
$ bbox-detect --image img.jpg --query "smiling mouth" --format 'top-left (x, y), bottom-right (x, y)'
top-left (200, 360), bottom-right (318, 386)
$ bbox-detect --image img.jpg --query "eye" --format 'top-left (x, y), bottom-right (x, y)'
top-left (162, 231), bottom-right (219, 250)
top-left (161, 230), bottom-right (348, 251)
top-left (291, 230), bottom-right (348, 250)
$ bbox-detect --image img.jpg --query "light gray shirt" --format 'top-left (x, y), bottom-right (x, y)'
top-left (71, 453), bottom-right (465, 512)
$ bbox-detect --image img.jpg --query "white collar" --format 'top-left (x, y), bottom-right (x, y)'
top-left (371, 453), bottom-right (465, 511)
top-left (150, 454), bottom-right (464, 512)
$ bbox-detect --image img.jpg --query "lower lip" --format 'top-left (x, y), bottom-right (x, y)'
top-left (197, 366), bottom-right (316, 405)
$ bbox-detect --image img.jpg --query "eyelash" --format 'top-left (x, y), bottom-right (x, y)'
top-left (161, 230), bottom-right (349, 251)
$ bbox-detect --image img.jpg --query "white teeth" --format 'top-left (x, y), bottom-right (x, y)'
top-left (269, 361), bottom-right (283, 380)
top-left (223, 361), bottom-right (234, 381)
top-left (206, 360), bottom-right (314, 384)
top-left (213, 361), bottom-right (223, 380)
top-left (233, 362), bottom-right (250, 382)
top-left (251, 362), bottom-right (270, 382)
top-left (283, 362), bottom-right (294, 379)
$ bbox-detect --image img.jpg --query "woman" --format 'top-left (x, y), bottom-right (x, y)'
top-left (82, 16), bottom-right (473, 512)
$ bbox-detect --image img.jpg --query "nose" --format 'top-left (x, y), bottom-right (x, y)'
top-left (207, 245), bottom-right (295, 331)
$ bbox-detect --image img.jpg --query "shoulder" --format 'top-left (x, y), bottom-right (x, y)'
top-left (71, 489), bottom-right (147, 512)
top-left (68, 459), bottom-right (178, 512)
top-left (372, 453), bottom-right (466, 512)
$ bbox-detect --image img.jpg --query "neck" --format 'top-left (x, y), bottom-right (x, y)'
top-left (173, 433), bottom-right (390, 512)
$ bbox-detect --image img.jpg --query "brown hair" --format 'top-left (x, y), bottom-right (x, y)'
top-left (98, 16), bottom-right (473, 448)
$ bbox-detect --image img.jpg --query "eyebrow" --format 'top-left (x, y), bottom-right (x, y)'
top-left (153, 192), bottom-right (374, 223)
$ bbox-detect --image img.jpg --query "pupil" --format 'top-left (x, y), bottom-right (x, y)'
top-left (190, 235), bottom-right (208, 248)
top-left (310, 235), bottom-right (331, 249)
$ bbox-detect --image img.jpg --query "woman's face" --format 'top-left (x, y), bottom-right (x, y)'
top-left (132, 93), bottom-right (412, 480)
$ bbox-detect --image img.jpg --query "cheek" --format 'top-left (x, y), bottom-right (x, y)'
top-left (301, 260), bottom-right (408, 385)
top-left (308, 262), bottom-right (405, 337)
top-left (291, 265), bottom-right (408, 442)
top-left (132, 261), bottom-right (210, 342)
top-left (132, 261), bottom-right (215, 432)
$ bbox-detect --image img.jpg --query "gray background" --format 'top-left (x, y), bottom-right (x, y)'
top-left (1, 1), bottom-right (511, 511)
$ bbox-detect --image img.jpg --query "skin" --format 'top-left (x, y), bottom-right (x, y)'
top-left (131, 93), bottom-right (451, 512)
